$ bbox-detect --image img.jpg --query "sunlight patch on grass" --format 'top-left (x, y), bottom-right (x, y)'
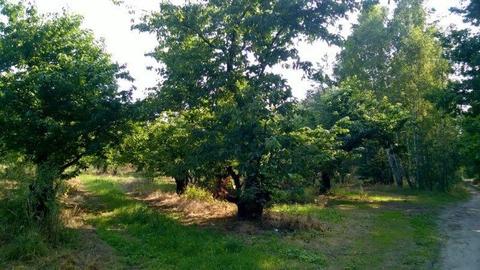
top-left (345, 210), bottom-right (440, 269)
top-left (332, 186), bottom-right (418, 203)
top-left (270, 204), bottom-right (344, 223)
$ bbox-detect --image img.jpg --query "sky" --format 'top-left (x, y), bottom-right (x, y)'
top-left (32, 0), bottom-right (465, 100)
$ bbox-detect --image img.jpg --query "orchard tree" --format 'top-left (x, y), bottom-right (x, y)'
top-left (136, 0), bottom-right (358, 219)
top-left (303, 79), bottom-right (407, 188)
top-left (122, 111), bottom-right (212, 194)
top-left (0, 2), bottom-right (132, 230)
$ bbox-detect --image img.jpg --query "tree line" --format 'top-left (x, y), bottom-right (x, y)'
top-left (0, 0), bottom-right (478, 234)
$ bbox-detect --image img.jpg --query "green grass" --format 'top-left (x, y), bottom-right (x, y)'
top-left (270, 204), bottom-right (344, 223)
top-left (0, 177), bottom-right (79, 269)
top-left (332, 184), bottom-right (469, 204)
top-left (271, 184), bottom-right (469, 269)
top-left (342, 210), bottom-right (439, 269)
top-left (1, 173), bottom-right (470, 269)
top-left (79, 175), bottom-right (325, 270)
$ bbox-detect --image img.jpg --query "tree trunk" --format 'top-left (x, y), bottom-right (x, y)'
top-left (174, 176), bottom-right (189, 195)
top-left (236, 199), bottom-right (264, 220)
top-left (227, 166), bottom-right (241, 190)
top-left (235, 174), bottom-right (268, 220)
top-left (29, 181), bottom-right (55, 222)
top-left (319, 171), bottom-right (332, 194)
top-left (28, 163), bottom-right (60, 231)
top-left (102, 163), bottom-right (108, 174)
top-left (214, 175), bottom-right (230, 200)
top-left (386, 147), bottom-right (404, 188)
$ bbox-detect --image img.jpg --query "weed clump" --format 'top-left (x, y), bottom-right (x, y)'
top-left (0, 166), bottom-right (74, 264)
top-left (183, 186), bottom-right (214, 202)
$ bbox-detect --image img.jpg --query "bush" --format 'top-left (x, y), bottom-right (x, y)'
top-left (1, 230), bottom-right (49, 261)
top-left (271, 186), bottom-right (318, 204)
top-left (183, 186), bottom-right (214, 202)
top-left (0, 181), bottom-right (44, 262)
top-left (0, 171), bottom-right (71, 263)
top-left (0, 154), bottom-right (35, 182)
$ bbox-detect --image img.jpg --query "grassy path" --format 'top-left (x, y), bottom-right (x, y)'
top-left (79, 175), bottom-right (326, 270)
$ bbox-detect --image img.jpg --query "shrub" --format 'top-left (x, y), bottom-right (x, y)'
top-left (1, 230), bottom-right (49, 261)
top-left (183, 186), bottom-right (214, 202)
top-left (0, 174), bottom-right (72, 263)
top-left (271, 186), bottom-right (318, 204)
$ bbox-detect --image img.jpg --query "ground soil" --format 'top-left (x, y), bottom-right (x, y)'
top-left (439, 185), bottom-right (480, 270)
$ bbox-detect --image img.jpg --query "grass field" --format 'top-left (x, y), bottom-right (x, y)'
top-left (0, 174), bottom-right (469, 269)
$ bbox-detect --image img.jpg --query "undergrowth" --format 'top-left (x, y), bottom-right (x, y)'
top-left (183, 186), bottom-right (214, 202)
top-left (0, 164), bottom-right (76, 267)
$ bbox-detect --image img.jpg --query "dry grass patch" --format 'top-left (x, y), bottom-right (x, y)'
top-left (137, 190), bottom-right (237, 225)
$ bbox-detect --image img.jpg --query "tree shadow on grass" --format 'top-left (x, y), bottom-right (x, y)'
top-left (78, 177), bottom-right (323, 270)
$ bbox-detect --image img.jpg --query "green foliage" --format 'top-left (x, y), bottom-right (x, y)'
top-left (461, 115), bottom-right (480, 177)
top-left (0, 153), bottom-right (35, 181)
top-left (183, 186), bottom-right (214, 202)
top-left (0, 2), bottom-right (131, 173)
top-left (271, 186), bottom-right (318, 204)
top-left (328, 0), bottom-right (459, 190)
top-left (0, 177), bottom-right (73, 264)
top-left (335, 5), bottom-right (390, 91)
top-left (447, 2), bottom-right (480, 177)
top-left (133, 0), bottom-right (359, 218)
top-left (303, 79), bottom-right (407, 182)
top-left (0, 1), bottom-right (132, 228)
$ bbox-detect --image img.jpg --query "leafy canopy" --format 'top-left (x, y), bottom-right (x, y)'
top-left (135, 0), bottom-right (358, 217)
top-left (0, 1), bottom-right (132, 177)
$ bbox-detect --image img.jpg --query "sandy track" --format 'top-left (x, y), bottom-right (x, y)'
top-left (440, 186), bottom-right (480, 270)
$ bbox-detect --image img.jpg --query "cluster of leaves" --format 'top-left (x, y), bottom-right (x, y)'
top-left (302, 79), bottom-right (408, 184)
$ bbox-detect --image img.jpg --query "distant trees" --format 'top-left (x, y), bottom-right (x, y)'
top-left (324, 0), bottom-right (460, 190)
top-left (303, 79), bottom-right (407, 187)
top-left (448, 0), bottom-right (480, 178)
top-left (0, 1), bottom-right (131, 231)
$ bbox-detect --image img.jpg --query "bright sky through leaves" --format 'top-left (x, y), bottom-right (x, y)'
top-left (33, 0), bottom-right (464, 100)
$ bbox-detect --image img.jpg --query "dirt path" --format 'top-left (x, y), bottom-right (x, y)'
top-left (440, 186), bottom-right (480, 270)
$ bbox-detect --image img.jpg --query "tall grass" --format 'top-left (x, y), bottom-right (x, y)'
top-left (0, 162), bottom-right (74, 265)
